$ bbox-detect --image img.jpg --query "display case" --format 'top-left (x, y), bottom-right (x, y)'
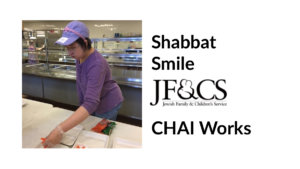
top-left (22, 30), bottom-right (142, 88)
top-left (92, 37), bottom-right (142, 88)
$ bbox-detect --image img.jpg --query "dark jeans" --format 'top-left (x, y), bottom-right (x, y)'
top-left (92, 103), bottom-right (122, 121)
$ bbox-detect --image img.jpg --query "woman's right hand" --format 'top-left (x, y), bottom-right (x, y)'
top-left (42, 126), bottom-right (64, 148)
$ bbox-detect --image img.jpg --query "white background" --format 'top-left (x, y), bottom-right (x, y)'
top-left (0, 0), bottom-right (299, 168)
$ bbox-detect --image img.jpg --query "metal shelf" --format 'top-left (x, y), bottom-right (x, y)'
top-left (91, 37), bottom-right (142, 42)
top-left (99, 48), bottom-right (142, 53)
top-left (101, 53), bottom-right (142, 57)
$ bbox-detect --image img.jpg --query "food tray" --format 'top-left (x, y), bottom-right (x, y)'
top-left (60, 125), bottom-right (83, 146)
top-left (72, 130), bottom-right (109, 148)
top-left (112, 137), bottom-right (141, 148)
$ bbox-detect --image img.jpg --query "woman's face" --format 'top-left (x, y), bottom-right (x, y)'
top-left (66, 42), bottom-right (84, 60)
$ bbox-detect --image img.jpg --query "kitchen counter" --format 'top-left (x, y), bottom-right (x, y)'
top-left (22, 98), bottom-right (142, 148)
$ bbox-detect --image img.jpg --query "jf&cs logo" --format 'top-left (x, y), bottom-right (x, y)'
top-left (150, 79), bottom-right (227, 106)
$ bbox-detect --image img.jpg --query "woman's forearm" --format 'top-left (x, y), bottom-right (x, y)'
top-left (59, 106), bottom-right (90, 132)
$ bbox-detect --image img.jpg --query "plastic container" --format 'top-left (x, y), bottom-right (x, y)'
top-left (112, 137), bottom-right (141, 148)
top-left (72, 130), bottom-right (109, 148)
top-left (60, 125), bottom-right (83, 146)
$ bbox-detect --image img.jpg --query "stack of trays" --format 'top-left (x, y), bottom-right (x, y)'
top-left (61, 125), bottom-right (83, 146)
top-left (112, 137), bottom-right (141, 148)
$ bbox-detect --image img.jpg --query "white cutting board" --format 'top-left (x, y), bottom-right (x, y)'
top-left (72, 130), bottom-right (109, 148)
top-left (23, 107), bottom-right (81, 148)
top-left (22, 99), bottom-right (54, 129)
top-left (22, 124), bottom-right (83, 148)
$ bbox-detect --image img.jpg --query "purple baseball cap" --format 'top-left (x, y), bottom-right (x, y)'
top-left (56, 21), bottom-right (89, 46)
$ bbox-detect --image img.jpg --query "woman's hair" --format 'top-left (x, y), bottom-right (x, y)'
top-left (75, 37), bottom-right (92, 50)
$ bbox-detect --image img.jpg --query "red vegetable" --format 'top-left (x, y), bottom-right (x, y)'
top-left (91, 119), bottom-right (109, 133)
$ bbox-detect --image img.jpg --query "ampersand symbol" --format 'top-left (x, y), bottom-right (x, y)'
top-left (178, 79), bottom-right (197, 99)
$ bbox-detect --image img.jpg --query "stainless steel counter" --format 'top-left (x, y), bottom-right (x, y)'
top-left (22, 63), bottom-right (142, 88)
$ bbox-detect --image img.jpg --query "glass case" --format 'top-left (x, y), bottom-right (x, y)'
top-left (22, 30), bottom-right (142, 88)
top-left (92, 37), bottom-right (142, 87)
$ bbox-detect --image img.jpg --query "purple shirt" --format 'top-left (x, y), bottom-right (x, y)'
top-left (76, 50), bottom-right (123, 115)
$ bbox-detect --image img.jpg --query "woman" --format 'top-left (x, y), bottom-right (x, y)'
top-left (43, 21), bottom-right (123, 148)
top-left (28, 41), bottom-right (39, 64)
